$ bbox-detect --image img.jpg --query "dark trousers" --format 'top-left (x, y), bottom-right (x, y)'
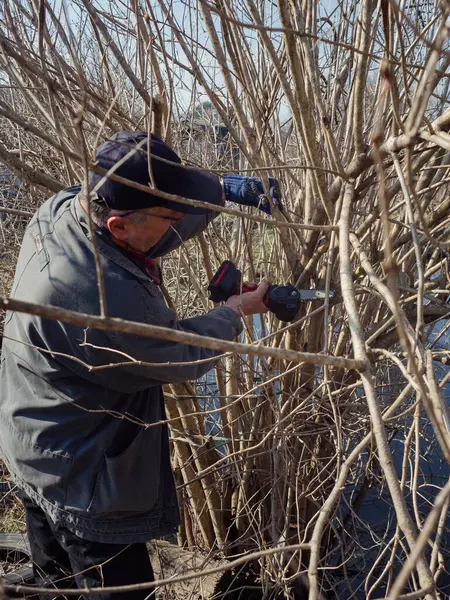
top-left (20, 493), bottom-right (155, 600)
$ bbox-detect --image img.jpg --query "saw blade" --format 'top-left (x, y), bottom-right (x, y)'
top-left (297, 289), bottom-right (335, 302)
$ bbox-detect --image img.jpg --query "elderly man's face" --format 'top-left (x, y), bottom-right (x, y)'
top-left (106, 207), bottom-right (185, 252)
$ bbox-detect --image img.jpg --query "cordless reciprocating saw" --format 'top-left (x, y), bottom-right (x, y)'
top-left (207, 260), bottom-right (335, 322)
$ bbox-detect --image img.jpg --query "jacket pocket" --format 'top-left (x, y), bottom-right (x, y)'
top-left (0, 411), bottom-right (71, 507)
top-left (87, 424), bottom-right (162, 515)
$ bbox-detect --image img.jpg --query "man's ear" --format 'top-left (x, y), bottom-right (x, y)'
top-left (107, 216), bottom-right (129, 241)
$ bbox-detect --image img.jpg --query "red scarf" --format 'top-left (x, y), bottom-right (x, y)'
top-left (123, 247), bottom-right (162, 285)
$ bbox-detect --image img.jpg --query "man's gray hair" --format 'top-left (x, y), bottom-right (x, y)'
top-left (79, 180), bottom-right (150, 229)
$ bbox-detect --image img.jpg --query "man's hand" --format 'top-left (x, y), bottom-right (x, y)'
top-left (225, 280), bottom-right (270, 316)
top-left (222, 175), bottom-right (282, 215)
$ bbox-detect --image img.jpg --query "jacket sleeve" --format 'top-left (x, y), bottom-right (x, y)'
top-left (54, 304), bottom-right (243, 394)
top-left (148, 171), bottom-right (224, 258)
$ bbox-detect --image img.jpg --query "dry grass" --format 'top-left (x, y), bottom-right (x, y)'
top-left (0, 464), bottom-right (25, 535)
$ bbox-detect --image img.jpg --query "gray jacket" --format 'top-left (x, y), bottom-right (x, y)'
top-left (0, 185), bottom-right (242, 543)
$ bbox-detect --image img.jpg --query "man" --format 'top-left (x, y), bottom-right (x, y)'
top-left (0, 131), bottom-right (281, 599)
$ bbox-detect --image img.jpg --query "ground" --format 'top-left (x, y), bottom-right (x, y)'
top-left (0, 539), bottom-right (226, 599)
top-left (0, 479), bottom-right (226, 600)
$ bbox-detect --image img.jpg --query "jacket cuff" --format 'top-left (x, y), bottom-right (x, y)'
top-left (209, 305), bottom-right (243, 337)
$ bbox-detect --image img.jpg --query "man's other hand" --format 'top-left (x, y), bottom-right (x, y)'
top-left (222, 175), bottom-right (282, 215)
top-left (225, 280), bottom-right (270, 316)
